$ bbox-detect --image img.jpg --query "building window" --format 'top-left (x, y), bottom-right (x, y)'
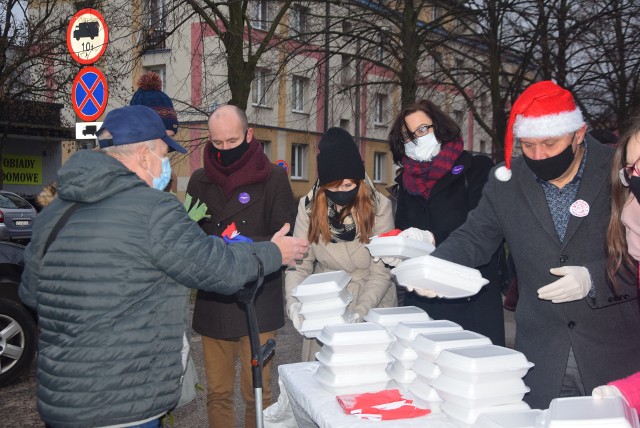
top-left (252, 69), bottom-right (268, 107)
top-left (252, 0), bottom-right (268, 31)
top-left (292, 76), bottom-right (306, 113)
top-left (145, 66), bottom-right (166, 91)
top-left (432, 51), bottom-right (442, 74)
top-left (340, 118), bottom-right (350, 132)
top-left (144, 0), bottom-right (166, 49)
top-left (374, 94), bottom-right (387, 125)
top-left (373, 152), bottom-right (386, 183)
top-left (341, 55), bottom-right (353, 85)
top-left (259, 140), bottom-right (271, 160)
top-left (453, 110), bottom-right (464, 127)
top-left (376, 31), bottom-right (385, 62)
top-left (290, 5), bottom-right (307, 39)
top-left (291, 143), bottom-right (307, 179)
top-left (480, 139), bottom-right (487, 154)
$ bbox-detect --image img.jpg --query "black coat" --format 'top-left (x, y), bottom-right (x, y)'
top-left (392, 151), bottom-right (506, 346)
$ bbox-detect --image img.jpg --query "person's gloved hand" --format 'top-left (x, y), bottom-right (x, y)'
top-left (399, 227), bottom-right (436, 245)
top-left (592, 385), bottom-right (626, 402)
top-left (373, 256), bottom-right (402, 267)
top-left (405, 286), bottom-right (438, 298)
top-left (537, 266), bottom-right (591, 303)
top-left (287, 302), bottom-right (303, 330)
top-left (344, 309), bottom-right (361, 323)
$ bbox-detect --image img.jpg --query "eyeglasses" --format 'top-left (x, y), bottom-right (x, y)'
top-left (619, 157), bottom-right (640, 187)
top-left (402, 124), bottom-right (434, 144)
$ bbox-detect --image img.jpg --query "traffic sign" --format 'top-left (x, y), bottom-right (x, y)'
top-left (75, 122), bottom-right (103, 139)
top-left (72, 67), bottom-right (108, 122)
top-left (66, 9), bottom-right (108, 65)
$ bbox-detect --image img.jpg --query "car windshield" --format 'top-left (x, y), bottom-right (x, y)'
top-left (0, 193), bottom-right (32, 209)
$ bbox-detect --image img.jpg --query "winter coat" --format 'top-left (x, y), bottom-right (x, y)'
top-left (18, 150), bottom-right (282, 428)
top-left (392, 151), bottom-right (505, 346)
top-left (432, 141), bottom-right (640, 409)
top-left (188, 164), bottom-right (296, 338)
top-left (285, 183), bottom-right (397, 320)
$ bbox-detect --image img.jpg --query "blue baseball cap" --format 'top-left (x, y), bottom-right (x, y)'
top-left (96, 105), bottom-right (187, 153)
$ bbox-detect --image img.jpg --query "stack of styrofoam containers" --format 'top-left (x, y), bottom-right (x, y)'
top-left (475, 409), bottom-right (543, 428)
top-left (387, 320), bottom-right (463, 392)
top-left (291, 271), bottom-right (352, 338)
top-left (538, 396), bottom-right (639, 428)
top-left (364, 306), bottom-right (431, 332)
top-left (433, 344), bottom-right (534, 427)
top-left (313, 322), bottom-right (394, 394)
top-left (409, 330), bottom-right (492, 412)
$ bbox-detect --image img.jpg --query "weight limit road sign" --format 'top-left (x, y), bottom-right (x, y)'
top-left (72, 66), bottom-right (109, 122)
top-left (66, 8), bottom-right (109, 65)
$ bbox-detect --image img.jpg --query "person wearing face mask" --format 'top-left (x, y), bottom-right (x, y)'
top-left (403, 81), bottom-right (640, 409)
top-left (285, 127), bottom-right (396, 362)
top-left (591, 116), bottom-right (640, 411)
top-left (185, 105), bottom-right (297, 428)
top-left (385, 99), bottom-right (506, 346)
top-left (18, 105), bottom-right (309, 428)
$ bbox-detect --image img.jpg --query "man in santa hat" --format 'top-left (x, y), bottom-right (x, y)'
top-left (408, 81), bottom-right (640, 409)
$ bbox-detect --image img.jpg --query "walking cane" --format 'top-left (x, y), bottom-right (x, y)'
top-left (236, 254), bottom-right (276, 428)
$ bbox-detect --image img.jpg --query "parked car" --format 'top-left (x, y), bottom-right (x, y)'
top-left (0, 191), bottom-right (37, 242)
top-left (0, 241), bottom-right (36, 386)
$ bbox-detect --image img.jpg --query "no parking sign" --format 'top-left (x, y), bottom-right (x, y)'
top-left (72, 66), bottom-right (109, 122)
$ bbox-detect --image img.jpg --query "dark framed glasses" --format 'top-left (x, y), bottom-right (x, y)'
top-left (402, 124), bottom-right (434, 144)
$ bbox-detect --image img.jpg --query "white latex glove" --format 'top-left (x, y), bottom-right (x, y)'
top-left (399, 227), bottom-right (436, 245)
top-left (537, 266), bottom-right (591, 303)
top-left (405, 285), bottom-right (438, 298)
top-left (373, 256), bottom-right (402, 267)
top-left (344, 309), bottom-right (361, 323)
top-left (287, 302), bottom-right (303, 330)
top-left (592, 385), bottom-right (626, 402)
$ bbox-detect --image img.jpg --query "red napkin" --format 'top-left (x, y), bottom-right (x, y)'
top-left (336, 389), bottom-right (431, 421)
top-left (378, 229), bottom-right (402, 237)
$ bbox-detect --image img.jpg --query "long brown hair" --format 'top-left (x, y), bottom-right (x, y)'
top-left (606, 116), bottom-right (640, 289)
top-left (307, 179), bottom-right (376, 245)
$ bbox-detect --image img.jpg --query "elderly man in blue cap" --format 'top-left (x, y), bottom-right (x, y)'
top-left (19, 105), bottom-right (308, 428)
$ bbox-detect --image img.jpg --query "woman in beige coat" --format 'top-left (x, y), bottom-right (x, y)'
top-left (285, 127), bottom-right (396, 361)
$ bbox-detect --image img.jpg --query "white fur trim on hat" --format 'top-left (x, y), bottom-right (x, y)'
top-left (514, 109), bottom-right (584, 139)
top-left (494, 165), bottom-right (512, 182)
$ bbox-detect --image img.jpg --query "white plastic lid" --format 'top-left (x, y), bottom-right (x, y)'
top-left (364, 306), bottom-right (430, 327)
top-left (316, 322), bottom-right (393, 347)
top-left (292, 270), bottom-right (351, 298)
top-left (386, 361), bottom-right (417, 384)
top-left (314, 365), bottom-right (390, 387)
top-left (431, 374), bottom-right (529, 401)
top-left (298, 315), bottom-right (346, 338)
top-left (392, 265), bottom-right (489, 299)
top-left (315, 348), bottom-right (392, 366)
top-left (475, 409), bottom-right (543, 428)
top-left (442, 400), bottom-right (532, 426)
top-left (436, 345), bottom-right (534, 381)
top-left (365, 235), bottom-right (435, 259)
top-left (545, 396), bottom-right (640, 427)
top-left (411, 358), bottom-right (441, 384)
top-left (392, 320), bottom-right (463, 346)
top-left (396, 254), bottom-right (481, 278)
top-left (413, 330), bottom-right (492, 362)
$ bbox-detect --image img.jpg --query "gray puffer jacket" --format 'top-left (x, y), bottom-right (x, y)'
top-left (19, 150), bottom-right (282, 428)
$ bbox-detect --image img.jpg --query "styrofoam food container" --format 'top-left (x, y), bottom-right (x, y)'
top-left (542, 396), bottom-right (640, 428)
top-left (392, 320), bottom-right (463, 346)
top-left (292, 270), bottom-right (351, 303)
top-left (408, 377), bottom-right (443, 407)
top-left (299, 294), bottom-right (350, 320)
top-left (386, 361), bottom-right (416, 384)
top-left (431, 374), bottom-right (530, 408)
top-left (411, 358), bottom-right (441, 384)
top-left (315, 349), bottom-right (391, 375)
top-left (316, 322), bottom-right (393, 353)
top-left (298, 315), bottom-right (346, 338)
top-left (388, 341), bottom-right (418, 369)
top-left (398, 254), bottom-right (481, 277)
top-left (436, 345), bottom-right (534, 382)
top-left (313, 365), bottom-right (390, 394)
top-left (413, 330), bottom-right (492, 362)
top-left (442, 400), bottom-right (532, 428)
top-left (364, 306), bottom-right (430, 330)
top-left (475, 409), bottom-right (543, 428)
top-left (365, 235), bottom-right (435, 259)
top-left (392, 264), bottom-right (489, 299)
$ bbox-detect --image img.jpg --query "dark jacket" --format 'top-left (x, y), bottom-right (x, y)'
top-left (432, 142), bottom-right (640, 409)
top-left (391, 151), bottom-right (505, 346)
top-left (18, 150), bottom-right (282, 428)
top-left (188, 164), bottom-right (296, 338)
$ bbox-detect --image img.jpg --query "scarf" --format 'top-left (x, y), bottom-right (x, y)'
top-left (203, 137), bottom-right (271, 200)
top-left (401, 137), bottom-right (464, 200)
top-left (304, 180), bottom-right (357, 243)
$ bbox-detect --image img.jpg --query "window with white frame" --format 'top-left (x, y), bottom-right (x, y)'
top-left (145, 66), bottom-right (166, 91)
top-left (252, 0), bottom-right (268, 30)
top-left (374, 94), bottom-right (387, 125)
top-left (290, 5), bottom-right (307, 39)
top-left (259, 140), bottom-right (271, 160)
top-left (373, 152), bottom-right (386, 183)
top-left (292, 76), bottom-right (306, 113)
top-left (291, 143), bottom-right (307, 179)
top-left (252, 69), bottom-right (268, 107)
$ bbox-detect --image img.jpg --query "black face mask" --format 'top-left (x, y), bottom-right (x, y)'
top-left (629, 176), bottom-right (640, 202)
top-left (325, 184), bottom-right (359, 206)
top-left (212, 135), bottom-right (250, 167)
top-left (523, 143), bottom-right (576, 181)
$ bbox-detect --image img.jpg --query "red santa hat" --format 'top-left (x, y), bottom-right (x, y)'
top-left (494, 80), bottom-right (585, 181)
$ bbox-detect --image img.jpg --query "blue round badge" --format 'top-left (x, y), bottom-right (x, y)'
top-left (239, 192), bottom-right (250, 204)
top-left (452, 165), bottom-right (464, 175)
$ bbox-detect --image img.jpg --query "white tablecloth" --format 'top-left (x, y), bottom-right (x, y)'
top-left (275, 362), bottom-right (457, 428)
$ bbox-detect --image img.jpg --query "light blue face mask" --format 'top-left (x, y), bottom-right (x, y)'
top-left (147, 150), bottom-right (172, 190)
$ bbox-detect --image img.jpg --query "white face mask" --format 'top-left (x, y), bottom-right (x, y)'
top-left (405, 133), bottom-right (441, 162)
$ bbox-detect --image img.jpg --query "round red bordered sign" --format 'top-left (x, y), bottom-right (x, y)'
top-left (66, 9), bottom-right (109, 65)
top-left (72, 66), bottom-right (109, 122)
